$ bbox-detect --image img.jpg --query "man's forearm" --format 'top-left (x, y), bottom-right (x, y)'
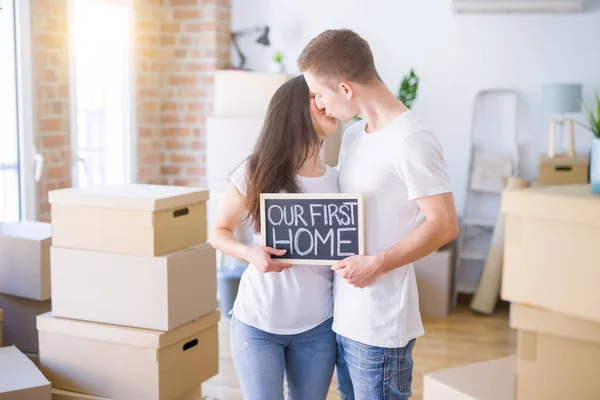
top-left (377, 219), bottom-right (458, 274)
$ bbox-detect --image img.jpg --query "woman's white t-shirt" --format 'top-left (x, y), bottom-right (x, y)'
top-left (229, 162), bottom-right (340, 335)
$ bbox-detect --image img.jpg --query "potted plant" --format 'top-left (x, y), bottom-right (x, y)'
top-left (354, 68), bottom-right (419, 120)
top-left (270, 50), bottom-right (284, 73)
top-left (578, 90), bottom-right (600, 193)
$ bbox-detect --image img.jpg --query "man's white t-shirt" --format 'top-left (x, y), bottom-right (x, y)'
top-left (230, 162), bottom-right (340, 335)
top-left (334, 111), bottom-right (452, 348)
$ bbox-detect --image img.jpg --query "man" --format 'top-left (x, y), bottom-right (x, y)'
top-left (297, 29), bottom-right (459, 400)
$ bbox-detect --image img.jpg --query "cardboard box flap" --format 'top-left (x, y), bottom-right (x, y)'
top-left (510, 304), bottom-right (600, 345)
top-left (0, 346), bottom-right (50, 393)
top-left (37, 311), bottom-right (220, 349)
top-left (48, 184), bottom-right (209, 211)
top-left (52, 388), bottom-right (111, 399)
top-left (426, 356), bottom-right (516, 399)
top-left (501, 184), bottom-right (600, 226)
top-left (0, 221), bottom-right (52, 241)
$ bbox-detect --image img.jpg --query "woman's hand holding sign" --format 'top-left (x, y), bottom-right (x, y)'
top-left (245, 246), bottom-right (292, 273)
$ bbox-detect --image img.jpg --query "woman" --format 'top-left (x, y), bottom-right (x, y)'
top-left (210, 75), bottom-right (340, 400)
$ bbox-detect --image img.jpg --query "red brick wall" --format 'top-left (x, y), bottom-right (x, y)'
top-left (31, 0), bottom-right (71, 222)
top-left (31, 0), bottom-right (230, 220)
top-left (135, 0), bottom-right (169, 185)
top-left (137, 0), bottom-right (231, 186)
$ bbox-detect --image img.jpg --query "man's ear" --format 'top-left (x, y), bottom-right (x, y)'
top-left (339, 81), bottom-right (354, 100)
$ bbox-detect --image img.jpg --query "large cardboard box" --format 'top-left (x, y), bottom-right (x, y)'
top-left (39, 311), bottom-right (219, 400)
top-left (206, 116), bottom-right (263, 191)
top-left (414, 242), bottom-right (455, 317)
top-left (51, 386), bottom-right (202, 400)
top-left (49, 184), bottom-right (209, 257)
top-left (423, 356), bottom-right (516, 399)
top-left (501, 184), bottom-right (600, 322)
top-left (213, 70), bottom-right (288, 117)
top-left (0, 221), bottom-right (51, 300)
top-left (0, 293), bottom-right (51, 353)
top-left (51, 243), bottom-right (217, 331)
top-left (511, 303), bottom-right (600, 400)
top-left (0, 346), bottom-right (51, 399)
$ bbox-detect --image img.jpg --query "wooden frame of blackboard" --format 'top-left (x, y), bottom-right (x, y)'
top-left (259, 193), bottom-right (365, 265)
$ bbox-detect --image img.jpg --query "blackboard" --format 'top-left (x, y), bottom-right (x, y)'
top-left (260, 193), bottom-right (365, 265)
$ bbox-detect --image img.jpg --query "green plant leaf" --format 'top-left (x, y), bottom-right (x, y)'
top-left (397, 68), bottom-right (419, 109)
top-left (579, 88), bottom-right (600, 139)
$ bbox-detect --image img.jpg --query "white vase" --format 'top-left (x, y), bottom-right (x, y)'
top-left (269, 62), bottom-right (284, 73)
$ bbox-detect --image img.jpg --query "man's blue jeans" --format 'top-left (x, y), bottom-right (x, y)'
top-left (336, 334), bottom-right (416, 400)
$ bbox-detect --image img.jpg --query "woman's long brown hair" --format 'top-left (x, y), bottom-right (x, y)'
top-left (243, 75), bottom-right (322, 233)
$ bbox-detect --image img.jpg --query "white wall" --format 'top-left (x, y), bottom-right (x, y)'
top-left (231, 0), bottom-right (600, 213)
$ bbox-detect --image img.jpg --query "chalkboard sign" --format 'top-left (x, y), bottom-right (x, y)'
top-left (260, 193), bottom-right (365, 265)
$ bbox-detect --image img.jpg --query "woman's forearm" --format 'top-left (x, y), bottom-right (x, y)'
top-left (210, 228), bottom-right (252, 262)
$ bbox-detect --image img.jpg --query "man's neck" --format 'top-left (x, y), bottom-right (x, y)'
top-left (357, 83), bottom-right (409, 133)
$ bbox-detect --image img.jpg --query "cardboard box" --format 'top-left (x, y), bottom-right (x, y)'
top-left (423, 356), bottom-right (516, 399)
top-left (511, 303), bottom-right (600, 400)
top-left (414, 242), bottom-right (455, 317)
top-left (26, 352), bottom-right (41, 369)
top-left (49, 184), bottom-right (209, 257)
top-left (206, 117), bottom-right (263, 190)
top-left (38, 311), bottom-right (219, 400)
top-left (0, 293), bottom-right (51, 353)
top-left (538, 154), bottom-right (589, 185)
top-left (51, 243), bottom-right (217, 331)
top-left (0, 221), bottom-right (51, 300)
top-left (213, 70), bottom-right (288, 117)
top-left (501, 184), bottom-right (600, 323)
top-left (51, 386), bottom-right (202, 400)
top-left (0, 346), bottom-right (51, 399)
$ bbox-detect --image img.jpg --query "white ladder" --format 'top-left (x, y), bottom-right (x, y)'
top-left (454, 89), bottom-right (520, 301)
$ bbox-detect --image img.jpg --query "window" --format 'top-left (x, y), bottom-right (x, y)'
top-left (0, 0), bottom-right (22, 222)
top-left (69, 0), bottom-right (134, 187)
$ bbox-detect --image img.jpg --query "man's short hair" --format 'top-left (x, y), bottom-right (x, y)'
top-left (297, 29), bottom-right (381, 87)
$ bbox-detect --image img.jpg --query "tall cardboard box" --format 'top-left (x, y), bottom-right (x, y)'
top-left (212, 70), bottom-right (288, 117)
top-left (0, 346), bottom-right (51, 399)
top-left (51, 243), bottom-right (217, 331)
top-left (511, 303), bottom-right (600, 400)
top-left (414, 242), bottom-right (455, 317)
top-left (0, 293), bottom-right (51, 353)
top-left (49, 184), bottom-right (209, 257)
top-left (501, 184), bottom-right (600, 322)
top-left (423, 356), bottom-right (516, 399)
top-left (0, 221), bottom-right (52, 300)
top-left (39, 311), bottom-right (219, 400)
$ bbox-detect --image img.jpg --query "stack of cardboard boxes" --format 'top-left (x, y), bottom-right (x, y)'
top-left (38, 184), bottom-right (219, 400)
top-left (424, 183), bottom-right (600, 399)
top-left (501, 183), bottom-right (600, 399)
top-left (0, 221), bottom-right (53, 364)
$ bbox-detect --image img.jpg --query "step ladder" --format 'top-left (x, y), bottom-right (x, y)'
top-left (454, 89), bottom-right (520, 302)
